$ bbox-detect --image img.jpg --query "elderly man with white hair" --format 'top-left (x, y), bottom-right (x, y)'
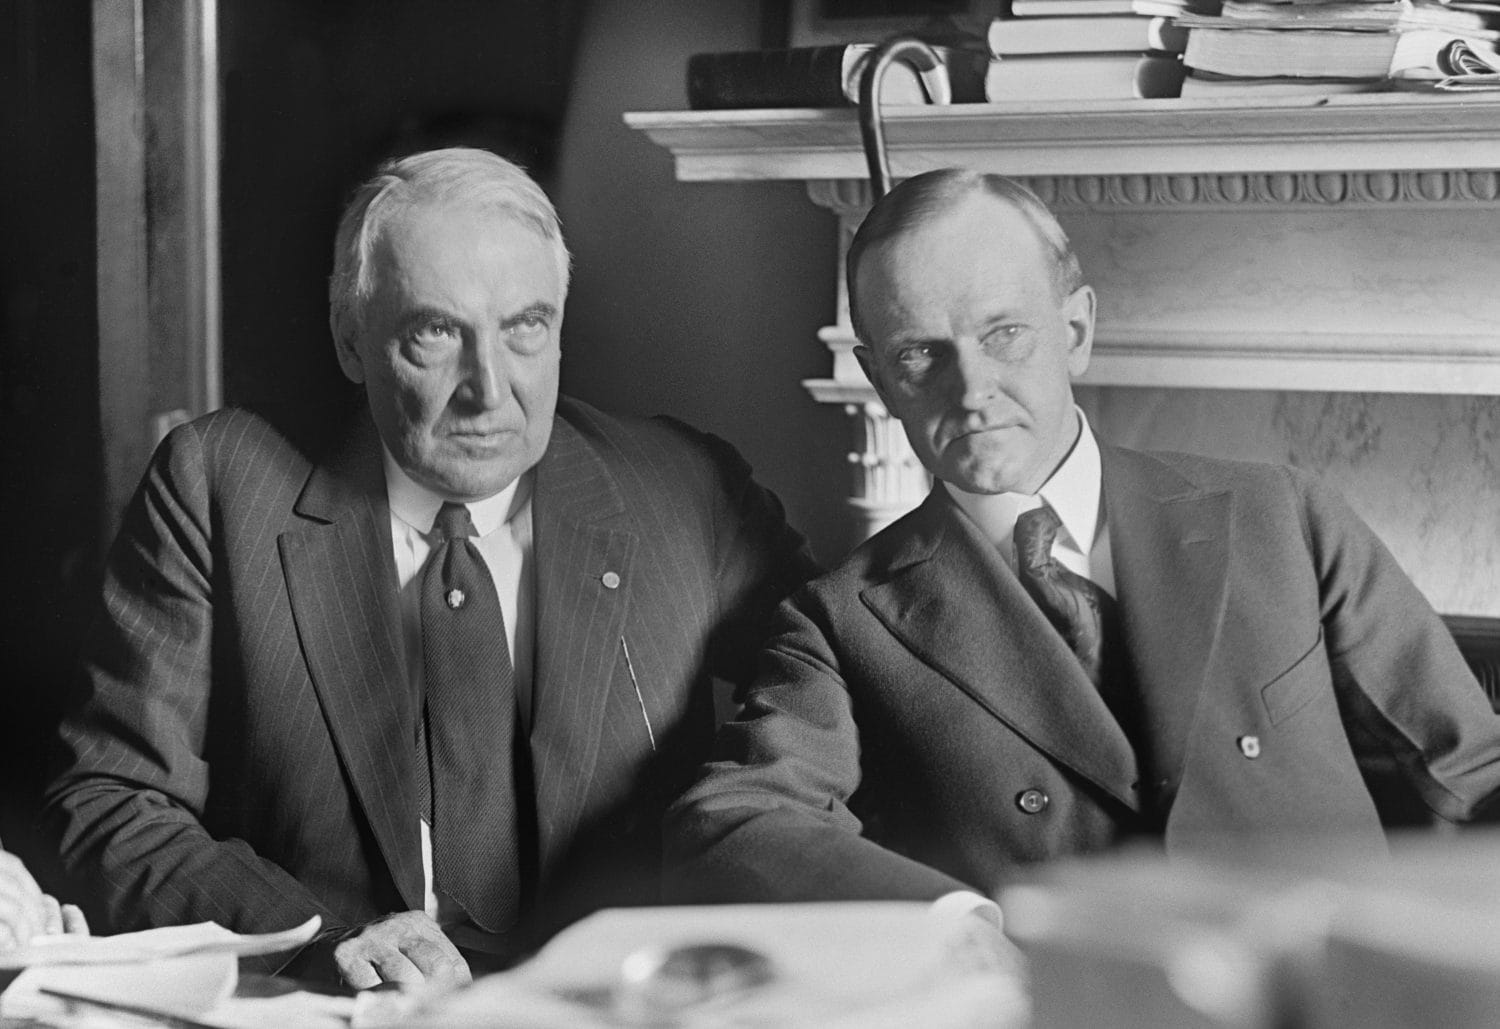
top-left (47, 148), bottom-right (814, 987)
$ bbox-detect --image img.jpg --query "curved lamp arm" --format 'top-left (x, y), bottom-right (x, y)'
top-left (857, 37), bottom-right (945, 199)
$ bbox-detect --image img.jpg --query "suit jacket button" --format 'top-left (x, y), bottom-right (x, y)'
top-left (1238, 734), bottom-right (1261, 759)
top-left (1016, 788), bottom-right (1049, 814)
top-left (602, 571), bottom-right (621, 589)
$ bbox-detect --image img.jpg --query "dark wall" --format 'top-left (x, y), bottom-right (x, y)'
top-left (0, 0), bottom-right (99, 871)
top-left (555, 0), bottom-right (852, 562)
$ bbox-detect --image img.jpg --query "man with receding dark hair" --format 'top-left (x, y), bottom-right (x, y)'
top-left (666, 168), bottom-right (1500, 907)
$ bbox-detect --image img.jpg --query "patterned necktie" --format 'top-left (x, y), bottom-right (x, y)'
top-left (420, 501), bottom-right (520, 933)
top-left (1013, 504), bottom-right (1115, 693)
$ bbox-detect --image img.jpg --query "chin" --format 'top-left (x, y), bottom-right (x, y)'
top-left (949, 475), bottom-right (1014, 496)
top-left (942, 453), bottom-right (1030, 496)
top-left (407, 459), bottom-right (517, 503)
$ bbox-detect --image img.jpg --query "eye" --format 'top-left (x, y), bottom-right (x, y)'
top-left (504, 309), bottom-right (555, 352)
top-left (408, 318), bottom-right (461, 349)
top-left (893, 343), bottom-right (937, 379)
top-left (983, 324), bottom-right (1034, 361)
top-left (510, 312), bottom-right (548, 335)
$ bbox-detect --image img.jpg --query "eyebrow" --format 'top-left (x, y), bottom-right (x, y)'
top-left (978, 311), bottom-right (1023, 332)
top-left (394, 306), bottom-right (458, 334)
top-left (393, 301), bottom-right (560, 335)
top-left (501, 302), bottom-right (559, 328)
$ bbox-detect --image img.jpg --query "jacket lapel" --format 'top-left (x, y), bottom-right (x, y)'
top-left (861, 491), bottom-right (1141, 812)
top-left (528, 415), bottom-right (638, 881)
top-left (1102, 446), bottom-right (1231, 793)
top-left (279, 414), bottom-right (425, 911)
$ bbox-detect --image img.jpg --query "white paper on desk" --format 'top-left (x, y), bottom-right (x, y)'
top-left (201, 990), bottom-right (359, 1029)
top-left (0, 914), bottom-right (323, 969)
top-left (0, 917), bottom-right (323, 1025)
top-left (2, 950), bottom-right (238, 1023)
top-left (407, 901), bottom-right (1027, 1029)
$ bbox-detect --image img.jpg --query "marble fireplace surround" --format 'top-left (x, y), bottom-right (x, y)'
top-left (627, 97), bottom-right (1500, 616)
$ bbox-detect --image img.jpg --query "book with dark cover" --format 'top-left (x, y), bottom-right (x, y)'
top-left (687, 44), bottom-right (989, 110)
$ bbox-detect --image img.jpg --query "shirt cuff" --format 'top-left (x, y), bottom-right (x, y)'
top-left (930, 890), bottom-right (1004, 931)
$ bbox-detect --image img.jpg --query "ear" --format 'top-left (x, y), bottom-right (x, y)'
top-left (331, 314), bottom-right (367, 385)
top-left (1061, 284), bottom-right (1096, 378)
top-left (854, 344), bottom-right (897, 412)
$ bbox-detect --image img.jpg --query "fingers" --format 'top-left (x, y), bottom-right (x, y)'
top-left (403, 935), bottom-right (471, 986)
top-left (61, 904), bottom-right (90, 936)
top-left (333, 911), bottom-right (471, 990)
top-left (0, 851), bottom-right (48, 951)
top-left (0, 895), bottom-right (26, 953)
top-left (369, 949), bottom-right (426, 987)
top-left (337, 947), bottom-right (386, 991)
top-left (40, 894), bottom-right (63, 935)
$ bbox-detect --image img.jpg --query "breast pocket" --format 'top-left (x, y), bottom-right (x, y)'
top-left (1260, 627), bottom-right (1330, 726)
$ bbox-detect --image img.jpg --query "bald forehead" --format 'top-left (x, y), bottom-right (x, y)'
top-left (371, 200), bottom-right (568, 292)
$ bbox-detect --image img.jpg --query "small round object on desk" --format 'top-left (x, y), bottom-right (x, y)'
top-left (1015, 788), bottom-right (1049, 814)
top-left (1238, 734), bottom-right (1261, 759)
top-left (602, 571), bottom-right (621, 590)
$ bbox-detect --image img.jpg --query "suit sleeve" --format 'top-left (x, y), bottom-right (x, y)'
top-left (700, 433), bottom-right (821, 690)
top-left (665, 594), bottom-right (971, 903)
top-left (1297, 468), bottom-right (1500, 821)
top-left (45, 424), bottom-right (338, 939)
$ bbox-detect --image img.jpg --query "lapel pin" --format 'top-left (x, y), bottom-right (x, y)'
top-left (1238, 734), bottom-right (1261, 759)
top-left (1015, 788), bottom-right (1049, 814)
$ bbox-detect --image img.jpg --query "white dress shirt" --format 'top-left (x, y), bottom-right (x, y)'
top-left (382, 450), bottom-right (535, 924)
top-left (943, 407), bottom-right (1115, 598)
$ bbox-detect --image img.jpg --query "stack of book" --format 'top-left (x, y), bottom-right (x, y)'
top-left (1175, 0), bottom-right (1500, 95)
top-left (984, 0), bottom-right (1190, 100)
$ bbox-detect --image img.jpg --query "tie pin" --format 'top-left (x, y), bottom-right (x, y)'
top-left (446, 588), bottom-right (466, 610)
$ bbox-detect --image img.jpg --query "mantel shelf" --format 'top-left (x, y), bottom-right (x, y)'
top-left (627, 93), bottom-right (1500, 415)
top-left (625, 93), bottom-right (1500, 182)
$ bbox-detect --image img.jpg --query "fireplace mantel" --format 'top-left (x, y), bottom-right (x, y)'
top-left (626, 95), bottom-right (1500, 534)
top-left (626, 94), bottom-right (1500, 182)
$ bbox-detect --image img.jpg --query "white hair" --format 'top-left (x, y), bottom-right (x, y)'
top-left (328, 147), bottom-right (571, 346)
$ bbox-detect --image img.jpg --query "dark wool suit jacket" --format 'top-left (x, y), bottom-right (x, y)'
top-left (666, 445), bottom-right (1500, 903)
top-left (47, 397), bottom-right (815, 954)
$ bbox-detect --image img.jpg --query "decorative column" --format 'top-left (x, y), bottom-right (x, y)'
top-left (802, 179), bottom-right (929, 541)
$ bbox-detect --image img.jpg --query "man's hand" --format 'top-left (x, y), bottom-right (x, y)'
top-left (38, 893), bottom-right (90, 937)
top-left (333, 911), bottom-right (471, 990)
top-left (0, 849), bottom-right (80, 951)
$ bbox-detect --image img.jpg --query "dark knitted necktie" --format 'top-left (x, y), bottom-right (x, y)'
top-left (1013, 504), bottom-right (1119, 699)
top-left (420, 501), bottom-right (520, 933)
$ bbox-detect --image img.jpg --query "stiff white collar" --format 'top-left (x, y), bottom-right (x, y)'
top-left (382, 449), bottom-right (529, 538)
top-left (943, 407), bottom-right (1103, 557)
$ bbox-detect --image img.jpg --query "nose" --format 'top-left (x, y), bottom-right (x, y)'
top-left (952, 341), bottom-right (1000, 411)
top-left (455, 334), bottom-right (506, 410)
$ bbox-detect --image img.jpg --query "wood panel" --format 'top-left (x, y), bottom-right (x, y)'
top-left (93, 0), bottom-right (220, 542)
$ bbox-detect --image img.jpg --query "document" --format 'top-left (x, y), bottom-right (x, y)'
top-left (0, 916), bottom-right (351, 1028)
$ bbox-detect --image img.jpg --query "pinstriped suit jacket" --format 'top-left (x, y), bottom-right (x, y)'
top-left (48, 396), bottom-right (814, 955)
